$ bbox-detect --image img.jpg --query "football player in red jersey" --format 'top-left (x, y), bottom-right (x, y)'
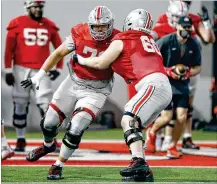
top-left (149, 1), bottom-right (215, 152)
top-left (21, 6), bottom-right (120, 180)
top-left (4, 0), bottom-right (63, 152)
top-left (73, 9), bottom-right (172, 182)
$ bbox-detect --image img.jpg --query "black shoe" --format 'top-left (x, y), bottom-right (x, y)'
top-left (15, 138), bottom-right (26, 152)
top-left (26, 143), bottom-right (56, 162)
top-left (47, 165), bottom-right (63, 180)
top-left (120, 157), bottom-right (154, 182)
top-left (182, 137), bottom-right (200, 150)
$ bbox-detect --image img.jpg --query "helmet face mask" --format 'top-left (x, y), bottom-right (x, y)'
top-left (88, 6), bottom-right (114, 41)
top-left (167, 1), bottom-right (188, 27)
top-left (123, 9), bottom-right (153, 34)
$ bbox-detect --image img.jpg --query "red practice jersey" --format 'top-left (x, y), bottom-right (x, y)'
top-left (4, 15), bottom-right (63, 69)
top-left (70, 23), bottom-right (120, 80)
top-left (112, 30), bottom-right (166, 85)
top-left (153, 13), bottom-right (202, 39)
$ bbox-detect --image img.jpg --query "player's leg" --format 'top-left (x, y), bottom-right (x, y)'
top-left (26, 76), bottom-right (76, 162)
top-left (1, 119), bottom-right (15, 160)
top-left (167, 95), bottom-right (189, 159)
top-left (146, 105), bottom-right (173, 153)
top-left (47, 91), bottom-right (107, 180)
top-left (182, 75), bottom-right (200, 149)
top-left (120, 75), bottom-right (172, 182)
top-left (12, 66), bottom-right (32, 152)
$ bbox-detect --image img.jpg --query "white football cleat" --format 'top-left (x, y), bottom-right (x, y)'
top-left (1, 146), bottom-right (15, 160)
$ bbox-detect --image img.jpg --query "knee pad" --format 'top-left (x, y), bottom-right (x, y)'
top-left (13, 103), bottom-right (29, 128)
top-left (40, 117), bottom-right (59, 138)
top-left (37, 103), bottom-right (49, 117)
top-left (62, 110), bottom-right (93, 149)
top-left (187, 106), bottom-right (193, 119)
top-left (62, 122), bottom-right (83, 149)
top-left (122, 112), bottom-right (144, 147)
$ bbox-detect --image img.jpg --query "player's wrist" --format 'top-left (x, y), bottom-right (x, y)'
top-left (35, 69), bottom-right (47, 80)
top-left (5, 68), bottom-right (13, 73)
top-left (77, 54), bottom-right (85, 65)
top-left (203, 20), bottom-right (212, 29)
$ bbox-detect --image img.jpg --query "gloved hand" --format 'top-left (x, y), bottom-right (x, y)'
top-left (48, 70), bottom-right (60, 81)
top-left (180, 70), bottom-right (191, 80)
top-left (5, 73), bottom-right (15, 86)
top-left (198, 6), bottom-right (210, 21)
top-left (20, 70), bottom-right (46, 90)
top-left (165, 66), bottom-right (180, 80)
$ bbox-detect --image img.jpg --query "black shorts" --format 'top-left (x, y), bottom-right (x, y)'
top-left (165, 94), bottom-right (189, 110)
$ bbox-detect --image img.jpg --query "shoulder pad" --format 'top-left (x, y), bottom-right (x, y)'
top-left (43, 17), bottom-right (60, 31)
top-left (71, 23), bottom-right (90, 40)
top-left (156, 14), bottom-right (167, 24)
top-left (7, 16), bottom-right (23, 30)
top-left (189, 13), bottom-right (202, 23)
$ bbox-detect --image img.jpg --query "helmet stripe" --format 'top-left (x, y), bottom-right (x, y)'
top-left (96, 6), bottom-right (102, 21)
top-left (145, 12), bottom-right (151, 29)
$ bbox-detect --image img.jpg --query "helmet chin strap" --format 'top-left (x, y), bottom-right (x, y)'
top-left (29, 11), bottom-right (43, 21)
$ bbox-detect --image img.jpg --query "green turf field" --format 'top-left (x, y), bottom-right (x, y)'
top-left (5, 128), bottom-right (217, 140)
top-left (2, 129), bottom-right (217, 182)
top-left (2, 166), bottom-right (217, 182)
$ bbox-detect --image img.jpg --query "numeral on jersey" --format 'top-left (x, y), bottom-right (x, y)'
top-left (24, 28), bottom-right (48, 46)
top-left (140, 36), bottom-right (161, 55)
top-left (83, 46), bottom-right (104, 57)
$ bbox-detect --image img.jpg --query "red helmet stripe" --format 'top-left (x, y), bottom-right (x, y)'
top-left (145, 12), bottom-right (151, 29)
top-left (96, 6), bottom-right (102, 21)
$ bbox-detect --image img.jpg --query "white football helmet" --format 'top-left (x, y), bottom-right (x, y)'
top-left (123, 9), bottom-right (153, 34)
top-left (167, 1), bottom-right (189, 27)
top-left (88, 6), bottom-right (114, 41)
top-left (24, 0), bottom-right (45, 9)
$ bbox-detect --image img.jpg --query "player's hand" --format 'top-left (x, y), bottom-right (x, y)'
top-left (5, 73), bottom-right (15, 86)
top-left (198, 6), bottom-right (210, 21)
top-left (48, 70), bottom-right (60, 81)
top-left (20, 69), bottom-right (46, 90)
top-left (180, 70), bottom-right (191, 80)
top-left (165, 66), bottom-right (180, 80)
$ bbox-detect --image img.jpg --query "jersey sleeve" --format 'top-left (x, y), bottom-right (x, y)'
top-left (4, 18), bottom-right (19, 69)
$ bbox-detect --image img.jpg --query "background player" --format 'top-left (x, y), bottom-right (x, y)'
top-left (4, 0), bottom-right (63, 152)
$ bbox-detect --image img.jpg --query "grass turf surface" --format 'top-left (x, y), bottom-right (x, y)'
top-left (2, 167), bottom-right (217, 182)
top-left (5, 128), bottom-right (217, 140)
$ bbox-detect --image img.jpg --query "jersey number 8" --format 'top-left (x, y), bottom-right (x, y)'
top-left (24, 28), bottom-right (48, 46)
top-left (140, 36), bottom-right (161, 55)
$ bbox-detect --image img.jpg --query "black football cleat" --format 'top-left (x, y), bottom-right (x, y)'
top-left (47, 165), bottom-right (63, 180)
top-left (15, 138), bottom-right (26, 152)
top-left (26, 143), bottom-right (56, 162)
top-left (182, 137), bottom-right (200, 150)
top-left (120, 157), bottom-right (154, 182)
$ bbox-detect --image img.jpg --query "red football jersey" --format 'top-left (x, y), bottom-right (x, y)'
top-left (4, 15), bottom-right (63, 69)
top-left (70, 23), bottom-right (120, 80)
top-left (112, 30), bottom-right (166, 85)
top-left (153, 13), bottom-right (202, 39)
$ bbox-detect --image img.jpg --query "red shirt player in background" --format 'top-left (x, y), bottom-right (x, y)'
top-left (148, 1), bottom-right (215, 153)
top-left (73, 9), bottom-right (172, 182)
top-left (20, 6), bottom-right (120, 180)
top-left (4, 0), bottom-right (63, 152)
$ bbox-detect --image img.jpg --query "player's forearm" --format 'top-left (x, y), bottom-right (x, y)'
top-left (42, 43), bottom-right (71, 72)
top-left (4, 34), bottom-right (16, 69)
top-left (189, 66), bottom-right (201, 77)
top-left (198, 23), bottom-right (216, 43)
top-left (41, 52), bottom-right (64, 72)
top-left (83, 57), bottom-right (105, 69)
